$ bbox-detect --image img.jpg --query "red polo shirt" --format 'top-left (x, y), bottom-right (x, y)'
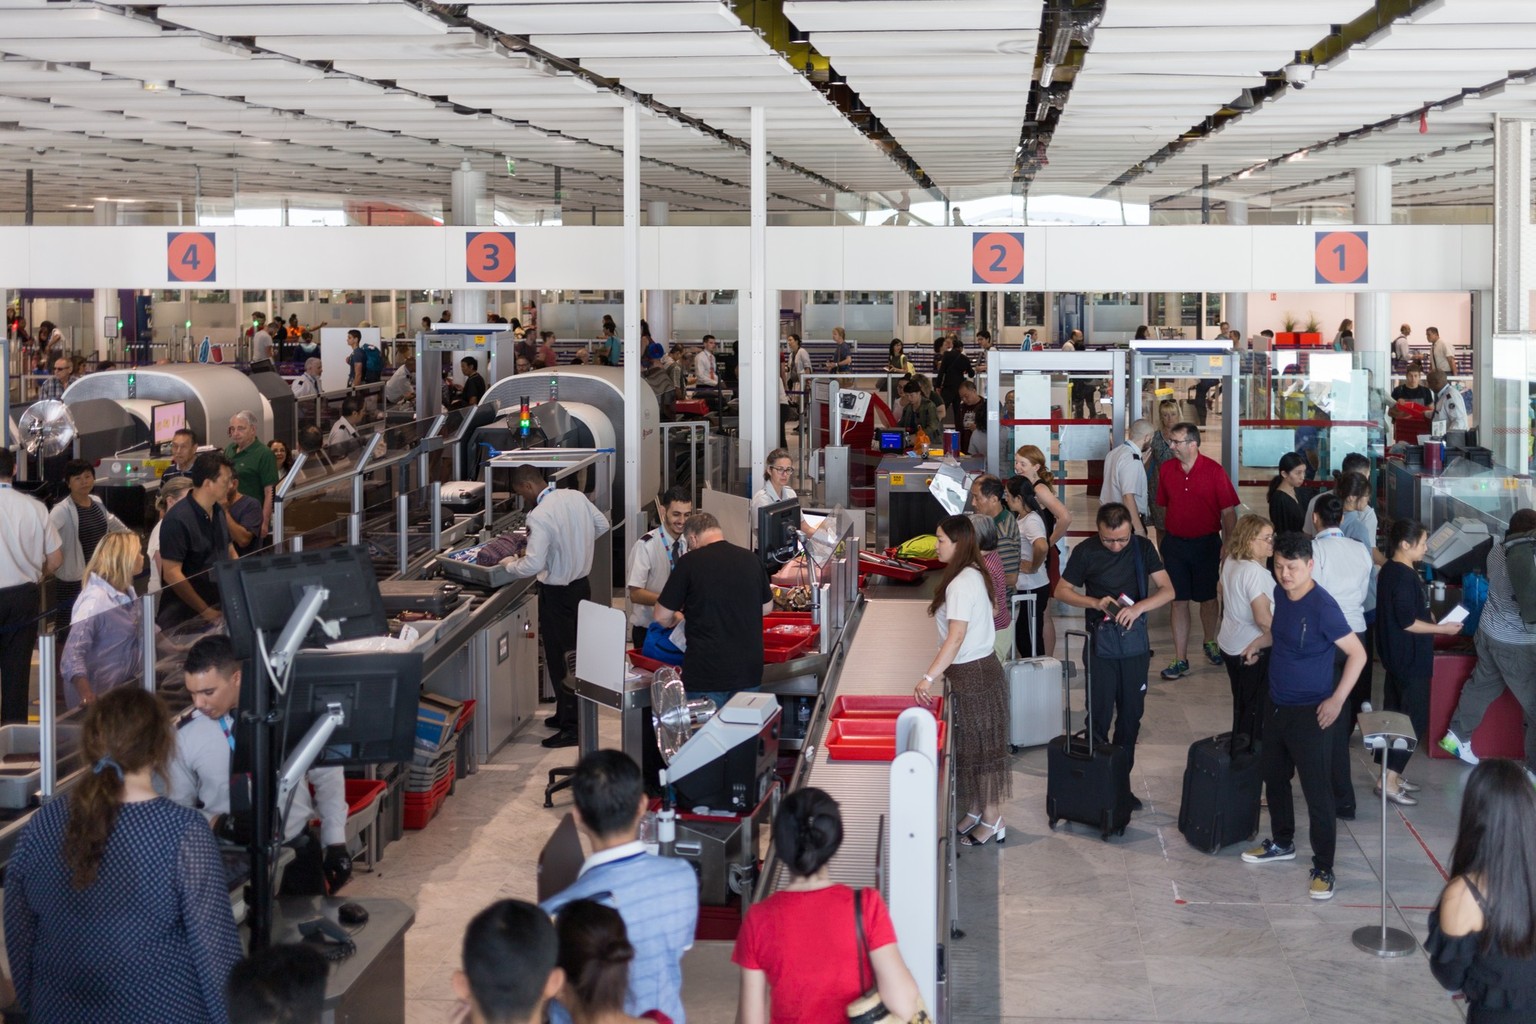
top-left (1156, 452), bottom-right (1238, 539)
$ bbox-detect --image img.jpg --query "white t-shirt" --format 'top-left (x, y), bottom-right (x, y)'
top-left (936, 566), bottom-right (997, 665)
top-left (1311, 530), bottom-right (1373, 634)
top-left (1016, 511), bottom-right (1050, 591)
top-left (1218, 558), bottom-right (1274, 655)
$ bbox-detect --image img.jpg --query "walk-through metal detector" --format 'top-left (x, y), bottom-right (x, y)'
top-left (985, 350), bottom-right (1126, 483)
top-left (1128, 341), bottom-right (1241, 490)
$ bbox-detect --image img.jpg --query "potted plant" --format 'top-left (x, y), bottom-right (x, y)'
top-left (1276, 312), bottom-right (1302, 347)
top-left (1299, 312), bottom-right (1324, 347)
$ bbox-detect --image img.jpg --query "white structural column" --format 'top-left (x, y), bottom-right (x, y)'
top-left (1353, 166), bottom-right (1392, 453)
top-left (623, 101), bottom-right (643, 539)
top-left (93, 200), bottom-right (118, 359)
top-left (450, 161), bottom-right (488, 324)
top-left (1223, 200), bottom-right (1248, 339)
top-left (1490, 117), bottom-right (1534, 471)
top-left (645, 201), bottom-right (671, 348)
top-left (747, 106), bottom-right (772, 489)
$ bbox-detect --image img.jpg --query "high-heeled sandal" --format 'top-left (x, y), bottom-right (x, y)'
top-left (958, 818), bottom-right (1006, 846)
top-left (956, 812), bottom-right (981, 836)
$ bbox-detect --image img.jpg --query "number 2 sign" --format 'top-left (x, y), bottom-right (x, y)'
top-left (167, 232), bottom-right (216, 284)
top-left (972, 232), bottom-right (1025, 285)
top-left (466, 231), bottom-right (516, 284)
top-left (1314, 230), bottom-right (1368, 285)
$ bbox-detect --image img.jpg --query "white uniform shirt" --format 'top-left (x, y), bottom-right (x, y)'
top-left (326, 416), bottom-right (359, 448)
top-left (1311, 528), bottom-right (1373, 634)
top-left (1431, 337), bottom-right (1455, 375)
top-left (1433, 385), bottom-right (1468, 431)
top-left (384, 367), bottom-right (414, 405)
top-left (1100, 440), bottom-right (1148, 516)
top-left (0, 484), bottom-right (61, 589)
top-left (291, 372), bottom-right (321, 399)
top-left (694, 349), bottom-right (718, 387)
top-left (503, 486), bottom-right (611, 586)
top-left (626, 526), bottom-right (686, 629)
top-left (168, 709), bottom-right (348, 845)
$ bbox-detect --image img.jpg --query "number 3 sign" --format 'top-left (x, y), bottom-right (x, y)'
top-left (466, 231), bottom-right (517, 284)
top-left (1314, 230), bottom-right (1368, 285)
top-left (972, 232), bottom-right (1025, 285)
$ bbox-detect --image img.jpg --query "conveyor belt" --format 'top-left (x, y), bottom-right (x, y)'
top-left (789, 597), bottom-right (944, 897)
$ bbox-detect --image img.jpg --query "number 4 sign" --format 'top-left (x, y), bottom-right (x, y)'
top-left (1314, 230), bottom-right (1368, 285)
top-left (972, 232), bottom-right (1025, 285)
top-left (167, 232), bottom-right (216, 284)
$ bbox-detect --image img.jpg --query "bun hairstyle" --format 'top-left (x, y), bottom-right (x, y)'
top-left (66, 688), bottom-right (174, 889)
top-left (555, 900), bottom-right (636, 1016)
top-left (774, 787), bottom-right (843, 879)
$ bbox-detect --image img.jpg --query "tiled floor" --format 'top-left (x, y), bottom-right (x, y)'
top-left (348, 601), bottom-right (1471, 1024)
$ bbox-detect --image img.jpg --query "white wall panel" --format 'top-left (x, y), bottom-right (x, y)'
top-left (239, 227), bottom-right (441, 286)
top-left (1047, 226), bottom-right (1253, 292)
top-left (767, 228), bottom-right (844, 290)
top-left (649, 226), bottom-right (747, 288)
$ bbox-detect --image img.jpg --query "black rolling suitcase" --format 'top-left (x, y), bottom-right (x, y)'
top-left (1046, 630), bottom-right (1132, 841)
top-left (1178, 732), bottom-right (1262, 853)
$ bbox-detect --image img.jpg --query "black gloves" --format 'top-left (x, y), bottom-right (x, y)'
top-left (323, 844), bottom-right (353, 894)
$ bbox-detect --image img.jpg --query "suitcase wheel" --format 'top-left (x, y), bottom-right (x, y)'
top-left (1009, 744), bottom-right (1020, 754)
top-left (1047, 816), bottom-right (1058, 830)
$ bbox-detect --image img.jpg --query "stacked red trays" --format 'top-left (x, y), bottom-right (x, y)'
top-left (763, 613), bottom-right (819, 664)
top-left (454, 699), bottom-right (477, 734)
top-left (824, 694), bottom-right (944, 762)
top-left (883, 546), bottom-right (946, 571)
top-left (403, 774), bottom-right (451, 830)
top-left (859, 550), bottom-right (927, 582)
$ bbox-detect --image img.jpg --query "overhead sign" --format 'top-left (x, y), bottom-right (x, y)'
top-left (167, 231), bottom-right (216, 283)
top-left (972, 231), bottom-right (1025, 285)
top-left (466, 231), bottom-right (517, 283)
top-left (1314, 230), bottom-right (1368, 285)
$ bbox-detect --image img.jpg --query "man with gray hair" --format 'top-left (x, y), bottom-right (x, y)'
top-left (1100, 419), bottom-right (1154, 535)
top-left (225, 410), bottom-right (278, 539)
top-left (291, 357), bottom-right (322, 399)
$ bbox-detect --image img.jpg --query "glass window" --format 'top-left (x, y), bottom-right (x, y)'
top-left (909, 291), bottom-right (932, 327)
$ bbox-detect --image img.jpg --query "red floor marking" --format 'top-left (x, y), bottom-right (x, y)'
top-left (1397, 806), bottom-right (1450, 881)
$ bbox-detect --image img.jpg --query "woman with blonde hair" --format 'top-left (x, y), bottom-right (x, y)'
top-left (1013, 444), bottom-right (1072, 656)
top-left (148, 475), bottom-right (194, 593)
top-left (1144, 398), bottom-right (1181, 543)
top-left (1218, 514), bottom-right (1276, 748)
top-left (3, 688), bottom-right (241, 1022)
top-left (60, 531), bottom-right (144, 709)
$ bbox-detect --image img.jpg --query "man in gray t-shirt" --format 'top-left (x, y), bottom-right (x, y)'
top-left (1441, 508), bottom-right (1536, 766)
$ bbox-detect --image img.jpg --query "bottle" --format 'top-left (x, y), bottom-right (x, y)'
top-left (797, 699), bottom-right (811, 736)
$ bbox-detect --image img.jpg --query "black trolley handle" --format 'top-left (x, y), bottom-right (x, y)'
top-left (1064, 629), bottom-right (1091, 755)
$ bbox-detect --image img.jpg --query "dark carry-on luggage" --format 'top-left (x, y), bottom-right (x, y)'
top-left (1046, 630), bottom-right (1132, 841)
top-left (1177, 732), bottom-right (1262, 854)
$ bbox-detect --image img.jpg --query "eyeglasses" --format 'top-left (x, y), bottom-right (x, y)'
top-left (770, 464), bottom-right (793, 473)
top-left (1257, 534), bottom-right (1275, 544)
top-left (1170, 438), bottom-right (1197, 446)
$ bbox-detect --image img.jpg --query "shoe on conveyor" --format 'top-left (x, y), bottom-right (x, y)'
top-left (1203, 641), bottom-right (1222, 666)
top-left (1438, 729), bottom-right (1479, 766)
top-left (1160, 659), bottom-right (1190, 681)
top-left (1241, 839), bottom-right (1296, 864)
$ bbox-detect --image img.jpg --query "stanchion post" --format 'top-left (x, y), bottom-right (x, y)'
top-left (1353, 711), bottom-right (1418, 958)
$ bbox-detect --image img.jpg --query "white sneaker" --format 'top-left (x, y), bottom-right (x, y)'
top-left (1438, 729), bottom-right (1479, 766)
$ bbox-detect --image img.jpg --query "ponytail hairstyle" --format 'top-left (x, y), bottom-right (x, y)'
top-left (1388, 518), bottom-right (1427, 556)
top-left (774, 787), bottom-right (843, 879)
top-left (555, 900), bottom-right (635, 1016)
top-left (928, 514), bottom-right (992, 616)
top-left (66, 687), bottom-right (174, 889)
top-left (1336, 471), bottom-right (1371, 509)
top-left (1269, 452), bottom-right (1306, 503)
top-left (1015, 444), bottom-right (1055, 488)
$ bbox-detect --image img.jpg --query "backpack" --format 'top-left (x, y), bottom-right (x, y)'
top-left (896, 534), bottom-right (938, 561)
top-left (1503, 531), bottom-right (1536, 625)
top-left (361, 344), bottom-right (383, 383)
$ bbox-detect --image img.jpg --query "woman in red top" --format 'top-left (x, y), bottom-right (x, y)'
top-left (734, 788), bottom-right (922, 1024)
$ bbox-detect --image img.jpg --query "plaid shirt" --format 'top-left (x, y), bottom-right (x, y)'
top-left (36, 376), bottom-right (67, 401)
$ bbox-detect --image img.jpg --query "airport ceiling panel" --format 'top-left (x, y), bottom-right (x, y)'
top-left (1140, 1), bottom-right (1536, 210)
top-left (783, 0), bottom-right (1039, 188)
top-left (1029, 0), bottom-right (1347, 197)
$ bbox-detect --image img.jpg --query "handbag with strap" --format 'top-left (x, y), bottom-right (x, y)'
top-left (845, 889), bottom-right (931, 1024)
top-left (1091, 536), bottom-right (1150, 659)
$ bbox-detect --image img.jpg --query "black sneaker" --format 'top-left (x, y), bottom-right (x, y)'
top-left (541, 730), bottom-right (578, 749)
top-left (1128, 794), bottom-right (1144, 811)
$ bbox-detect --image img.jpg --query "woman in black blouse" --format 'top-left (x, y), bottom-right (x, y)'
top-left (1374, 520), bottom-right (1463, 803)
top-left (1266, 452), bottom-right (1307, 535)
top-left (1428, 758), bottom-right (1536, 1023)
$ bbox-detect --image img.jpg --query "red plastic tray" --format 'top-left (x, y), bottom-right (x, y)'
top-left (825, 718), bottom-right (946, 762)
top-left (627, 649), bottom-right (677, 674)
top-left (455, 698), bottom-right (477, 733)
top-left (344, 779), bottom-right (387, 816)
top-left (764, 612), bottom-right (814, 629)
top-left (674, 399), bottom-right (710, 416)
top-left (883, 546), bottom-right (946, 571)
top-left (763, 630), bottom-right (814, 663)
top-left (860, 550), bottom-right (928, 582)
top-left (829, 694), bottom-right (944, 720)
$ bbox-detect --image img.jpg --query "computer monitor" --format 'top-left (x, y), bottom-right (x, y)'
top-left (878, 429), bottom-right (904, 453)
top-left (216, 546), bottom-right (389, 659)
top-left (757, 496), bottom-right (801, 570)
top-left (151, 401), bottom-right (187, 447)
top-left (284, 650), bottom-right (421, 765)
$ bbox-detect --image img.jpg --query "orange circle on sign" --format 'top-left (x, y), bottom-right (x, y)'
top-left (466, 231), bottom-right (516, 284)
top-left (167, 232), bottom-right (216, 284)
top-left (972, 232), bottom-right (1025, 285)
top-left (1314, 231), bottom-right (1368, 285)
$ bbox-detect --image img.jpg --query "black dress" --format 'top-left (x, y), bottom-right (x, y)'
top-left (1375, 560), bottom-right (1433, 773)
top-left (1267, 489), bottom-right (1305, 535)
top-left (1427, 880), bottom-right (1536, 1023)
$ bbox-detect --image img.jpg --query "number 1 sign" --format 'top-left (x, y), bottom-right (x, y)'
top-left (972, 232), bottom-right (1025, 285)
top-left (1314, 230), bottom-right (1368, 285)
